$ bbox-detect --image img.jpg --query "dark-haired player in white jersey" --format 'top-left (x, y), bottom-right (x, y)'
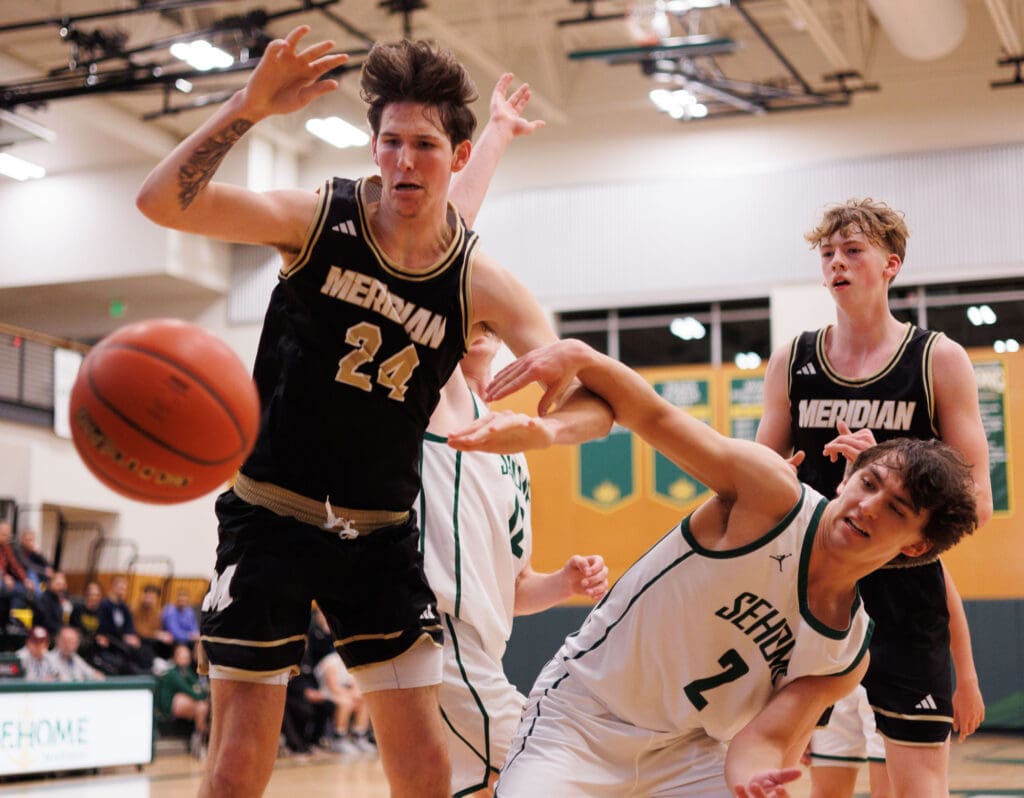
top-left (448, 338), bottom-right (978, 797)
top-left (757, 198), bottom-right (991, 797)
top-left (420, 327), bottom-right (608, 797)
top-left (136, 27), bottom-right (610, 798)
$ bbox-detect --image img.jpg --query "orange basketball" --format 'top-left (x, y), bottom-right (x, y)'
top-left (68, 318), bottom-right (260, 504)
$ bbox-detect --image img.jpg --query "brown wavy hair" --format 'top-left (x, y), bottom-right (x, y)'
top-left (851, 437), bottom-right (977, 560)
top-left (360, 39), bottom-right (478, 146)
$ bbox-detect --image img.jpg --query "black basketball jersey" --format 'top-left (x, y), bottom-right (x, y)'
top-left (787, 323), bottom-right (949, 678)
top-left (242, 176), bottom-right (476, 511)
top-left (787, 323), bottom-right (941, 498)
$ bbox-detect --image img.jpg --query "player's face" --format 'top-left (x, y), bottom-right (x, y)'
top-left (818, 229), bottom-right (898, 303)
top-left (830, 459), bottom-right (932, 566)
top-left (371, 102), bottom-right (471, 220)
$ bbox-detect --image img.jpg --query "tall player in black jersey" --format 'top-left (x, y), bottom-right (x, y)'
top-left (136, 27), bottom-right (610, 798)
top-left (757, 199), bottom-right (992, 798)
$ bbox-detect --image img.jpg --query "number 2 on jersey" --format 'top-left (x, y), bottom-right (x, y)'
top-left (683, 649), bottom-right (749, 710)
top-left (336, 321), bottom-right (420, 401)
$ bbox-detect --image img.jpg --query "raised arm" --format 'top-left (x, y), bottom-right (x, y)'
top-left (455, 339), bottom-right (798, 513)
top-left (755, 341), bottom-right (795, 458)
top-left (136, 26), bottom-right (348, 253)
top-left (513, 555), bottom-right (608, 616)
top-left (459, 255), bottom-right (613, 450)
top-left (932, 336), bottom-right (993, 526)
top-left (943, 562), bottom-right (984, 741)
top-left (727, 659), bottom-right (868, 796)
top-left (449, 73), bottom-right (544, 228)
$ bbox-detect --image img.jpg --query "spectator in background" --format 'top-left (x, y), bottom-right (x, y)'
top-left (96, 575), bottom-right (151, 675)
top-left (47, 626), bottom-right (104, 682)
top-left (69, 580), bottom-right (103, 656)
top-left (13, 529), bottom-right (53, 596)
top-left (157, 643), bottom-right (210, 759)
top-left (0, 522), bottom-right (29, 609)
top-left (307, 607), bottom-right (374, 754)
top-left (16, 626), bottom-right (57, 681)
top-left (35, 571), bottom-right (72, 639)
top-left (161, 588), bottom-right (199, 646)
top-left (134, 584), bottom-right (174, 659)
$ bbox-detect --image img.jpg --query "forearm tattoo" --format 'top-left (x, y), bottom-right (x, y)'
top-left (176, 119), bottom-right (253, 210)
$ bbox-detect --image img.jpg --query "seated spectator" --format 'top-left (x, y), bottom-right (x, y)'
top-left (69, 580), bottom-right (103, 651)
top-left (35, 571), bottom-right (72, 639)
top-left (281, 668), bottom-right (334, 757)
top-left (96, 575), bottom-right (152, 675)
top-left (16, 626), bottom-right (57, 681)
top-left (0, 522), bottom-right (29, 609)
top-left (156, 643), bottom-right (209, 759)
top-left (161, 588), bottom-right (199, 646)
top-left (47, 626), bottom-right (104, 682)
top-left (307, 607), bottom-right (375, 755)
top-left (134, 583), bottom-right (174, 660)
top-left (13, 529), bottom-right (53, 596)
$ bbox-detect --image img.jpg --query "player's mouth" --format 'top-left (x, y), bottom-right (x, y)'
top-left (832, 277), bottom-right (850, 289)
top-left (394, 181), bottom-right (422, 193)
top-left (845, 517), bottom-right (870, 538)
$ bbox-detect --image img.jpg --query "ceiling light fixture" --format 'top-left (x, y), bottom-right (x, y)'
top-left (649, 88), bottom-right (708, 119)
top-left (174, 78), bottom-right (194, 94)
top-left (305, 117), bottom-right (370, 149)
top-left (169, 40), bottom-right (234, 71)
top-left (670, 316), bottom-right (707, 340)
top-left (0, 153), bottom-right (46, 181)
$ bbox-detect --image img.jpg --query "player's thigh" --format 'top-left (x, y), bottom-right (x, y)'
top-left (884, 737), bottom-right (949, 797)
top-left (201, 492), bottom-right (322, 675)
top-left (440, 616), bottom-right (525, 792)
top-left (497, 673), bottom-right (655, 798)
top-left (317, 515), bottom-right (442, 673)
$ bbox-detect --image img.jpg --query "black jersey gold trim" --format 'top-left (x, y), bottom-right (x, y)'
top-left (356, 176), bottom-right (470, 282)
top-left (281, 178), bottom-right (333, 278)
top-left (815, 323), bottom-right (919, 388)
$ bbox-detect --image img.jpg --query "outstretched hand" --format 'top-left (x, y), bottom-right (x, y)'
top-left (447, 409), bottom-right (557, 454)
top-left (242, 26), bottom-right (349, 119)
top-left (490, 73), bottom-right (546, 139)
top-left (562, 554), bottom-right (608, 601)
top-left (483, 340), bottom-right (590, 416)
top-left (733, 768), bottom-right (801, 797)
top-left (821, 420), bottom-right (876, 464)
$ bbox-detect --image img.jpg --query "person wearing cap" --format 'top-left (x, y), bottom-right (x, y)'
top-left (16, 627), bottom-right (58, 681)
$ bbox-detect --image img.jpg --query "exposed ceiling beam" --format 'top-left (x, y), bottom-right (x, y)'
top-left (0, 50), bottom-right (178, 159)
top-left (779, 0), bottom-right (856, 72)
top-left (983, 0), bottom-right (1023, 55)
top-left (415, 10), bottom-right (570, 125)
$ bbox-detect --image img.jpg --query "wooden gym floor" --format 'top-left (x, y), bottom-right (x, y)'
top-left (1, 731), bottom-right (1022, 797)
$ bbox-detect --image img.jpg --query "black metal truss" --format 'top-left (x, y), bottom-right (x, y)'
top-left (0, 0), bottom-right (372, 118)
top-left (561, 0), bottom-right (878, 119)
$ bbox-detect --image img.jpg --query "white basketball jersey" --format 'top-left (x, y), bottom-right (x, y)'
top-left (418, 393), bottom-right (532, 662)
top-left (542, 485), bottom-right (872, 743)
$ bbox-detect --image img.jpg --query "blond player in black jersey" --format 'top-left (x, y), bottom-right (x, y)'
top-left (757, 199), bottom-right (992, 798)
top-left (137, 27), bottom-right (610, 798)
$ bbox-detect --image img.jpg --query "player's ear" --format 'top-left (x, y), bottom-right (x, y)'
top-left (370, 136), bottom-right (380, 166)
top-left (899, 539), bottom-right (933, 559)
top-left (450, 139), bottom-right (471, 173)
top-left (884, 253), bottom-right (902, 282)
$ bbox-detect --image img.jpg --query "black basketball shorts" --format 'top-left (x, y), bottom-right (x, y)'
top-left (200, 490), bottom-right (443, 678)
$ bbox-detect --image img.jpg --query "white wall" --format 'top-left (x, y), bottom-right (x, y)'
top-left (0, 420), bottom-right (220, 577)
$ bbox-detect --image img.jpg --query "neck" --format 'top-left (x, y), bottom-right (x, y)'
top-left (370, 201), bottom-right (453, 270)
